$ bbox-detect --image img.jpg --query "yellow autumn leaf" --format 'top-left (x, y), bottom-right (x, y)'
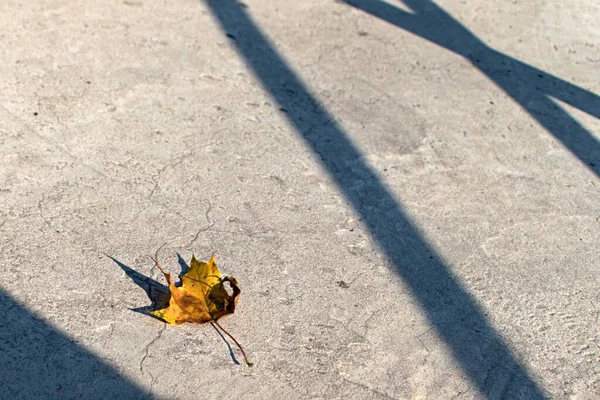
top-left (151, 255), bottom-right (239, 324)
top-left (150, 254), bottom-right (251, 366)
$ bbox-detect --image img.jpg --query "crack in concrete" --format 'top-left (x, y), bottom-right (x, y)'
top-left (0, 303), bottom-right (17, 325)
top-left (139, 324), bottom-right (166, 374)
top-left (2, 104), bottom-right (112, 180)
top-left (186, 200), bottom-right (214, 247)
top-left (416, 335), bottom-right (430, 353)
top-left (101, 323), bottom-right (116, 349)
top-left (37, 195), bottom-right (61, 234)
top-left (147, 133), bottom-right (223, 200)
top-left (482, 361), bottom-right (515, 400)
top-left (590, 301), bottom-right (600, 346)
top-left (147, 369), bottom-right (158, 399)
top-left (147, 151), bottom-right (195, 199)
top-left (343, 377), bottom-right (397, 400)
top-left (209, 226), bottom-right (317, 239)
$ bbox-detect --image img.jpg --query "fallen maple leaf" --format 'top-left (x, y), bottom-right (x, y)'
top-left (151, 255), bottom-right (239, 324)
top-left (150, 254), bottom-right (252, 366)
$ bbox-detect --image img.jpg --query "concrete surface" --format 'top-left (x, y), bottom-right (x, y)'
top-left (1, 0), bottom-right (599, 398)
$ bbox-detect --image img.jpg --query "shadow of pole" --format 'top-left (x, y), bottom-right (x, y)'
top-left (205, 0), bottom-right (548, 397)
top-left (0, 288), bottom-right (149, 399)
top-left (343, 0), bottom-right (600, 176)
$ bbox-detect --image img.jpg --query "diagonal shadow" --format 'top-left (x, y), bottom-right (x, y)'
top-left (205, 0), bottom-right (548, 397)
top-left (0, 288), bottom-right (149, 399)
top-left (344, 0), bottom-right (600, 176)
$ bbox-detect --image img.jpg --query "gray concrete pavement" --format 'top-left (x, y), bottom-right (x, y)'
top-left (1, 0), bottom-right (599, 398)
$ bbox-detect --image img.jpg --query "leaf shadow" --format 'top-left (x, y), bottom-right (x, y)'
top-left (104, 254), bottom-right (170, 318)
top-left (106, 253), bottom-right (242, 366)
top-left (210, 322), bottom-right (241, 365)
top-left (176, 252), bottom-right (190, 276)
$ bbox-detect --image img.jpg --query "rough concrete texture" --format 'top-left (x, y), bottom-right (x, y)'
top-left (1, 0), bottom-right (599, 398)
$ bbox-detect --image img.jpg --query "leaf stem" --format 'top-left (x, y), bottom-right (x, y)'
top-left (213, 320), bottom-right (253, 366)
top-left (149, 256), bottom-right (167, 275)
